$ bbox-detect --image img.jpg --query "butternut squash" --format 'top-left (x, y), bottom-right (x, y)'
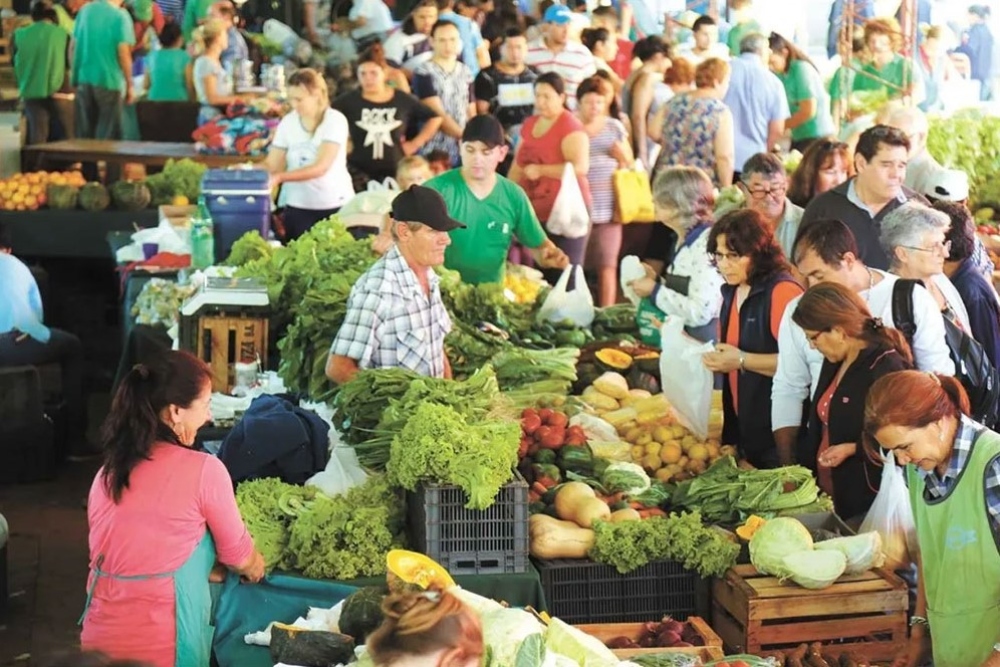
top-left (529, 514), bottom-right (595, 559)
top-left (553, 481), bottom-right (596, 519)
top-left (610, 508), bottom-right (642, 522)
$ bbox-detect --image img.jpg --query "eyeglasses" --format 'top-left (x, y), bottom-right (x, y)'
top-left (744, 182), bottom-right (787, 200)
top-left (805, 330), bottom-right (828, 343)
top-left (711, 251), bottom-right (743, 264)
top-left (901, 241), bottom-right (951, 257)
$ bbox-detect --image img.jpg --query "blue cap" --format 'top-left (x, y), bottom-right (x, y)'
top-left (543, 4), bottom-right (573, 24)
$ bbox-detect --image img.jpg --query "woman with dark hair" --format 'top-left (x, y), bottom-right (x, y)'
top-left (864, 370), bottom-right (1000, 667)
top-left (792, 282), bottom-right (913, 522)
top-left (509, 72), bottom-right (591, 280)
top-left (367, 588), bottom-right (484, 666)
top-left (581, 27), bottom-right (623, 94)
top-left (768, 32), bottom-right (834, 153)
top-left (383, 0), bottom-right (438, 75)
top-left (787, 137), bottom-right (850, 207)
top-left (704, 209), bottom-right (803, 468)
top-left (80, 351), bottom-right (265, 667)
top-left (362, 41), bottom-right (412, 92)
top-left (577, 75), bottom-right (632, 307)
top-left (649, 57), bottom-right (734, 187)
top-left (145, 22), bottom-right (193, 102)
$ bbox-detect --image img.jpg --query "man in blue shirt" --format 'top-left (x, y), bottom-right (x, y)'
top-left (956, 5), bottom-right (994, 101)
top-left (0, 223), bottom-right (88, 455)
top-left (722, 32), bottom-right (788, 181)
top-left (436, 0), bottom-right (490, 77)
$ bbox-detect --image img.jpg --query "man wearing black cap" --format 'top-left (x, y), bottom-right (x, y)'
top-left (425, 115), bottom-right (568, 285)
top-left (325, 185), bottom-right (464, 384)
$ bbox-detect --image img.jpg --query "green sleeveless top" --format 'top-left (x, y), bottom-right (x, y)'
top-left (147, 48), bottom-right (191, 102)
top-left (907, 421), bottom-right (1000, 667)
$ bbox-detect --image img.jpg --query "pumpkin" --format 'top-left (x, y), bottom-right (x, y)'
top-left (596, 348), bottom-right (633, 372)
top-left (735, 515), bottom-right (768, 542)
top-left (110, 180), bottom-right (152, 211)
top-left (46, 183), bottom-right (79, 210)
top-left (386, 550), bottom-right (456, 592)
top-left (79, 183), bottom-right (110, 211)
top-left (633, 352), bottom-right (661, 374)
top-left (529, 514), bottom-right (595, 559)
top-left (269, 624), bottom-right (355, 667)
top-left (339, 586), bottom-right (386, 642)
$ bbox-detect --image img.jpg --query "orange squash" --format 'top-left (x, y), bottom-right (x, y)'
top-left (386, 550), bottom-right (456, 592)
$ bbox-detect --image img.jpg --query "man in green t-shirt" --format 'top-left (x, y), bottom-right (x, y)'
top-left (52, 0), bottom-right (88, 35)
top-left (183, 0), bottom-right (216, 40)
top-left (425, 116), bottom-right (568, 285)
top-left (13, 3), bottom-right (70, 149)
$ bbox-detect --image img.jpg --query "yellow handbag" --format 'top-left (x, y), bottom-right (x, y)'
top-left (613, 162), bottom-right (656, 223)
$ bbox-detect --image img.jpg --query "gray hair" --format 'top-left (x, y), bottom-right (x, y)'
top-left (389, 220), bottom-right (425, 240)
top-left (739, 32), bottom-right (768, 55)
top-left (879, 202), bottom-right (950, 268)
top-left (652, 166), bottom-right (715, 229)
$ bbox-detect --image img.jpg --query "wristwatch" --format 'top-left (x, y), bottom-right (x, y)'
top-left (909, 615), bottom-right (929, 628)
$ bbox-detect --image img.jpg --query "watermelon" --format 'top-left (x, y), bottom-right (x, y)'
top-left (338, 586), bottom-right (386, 642)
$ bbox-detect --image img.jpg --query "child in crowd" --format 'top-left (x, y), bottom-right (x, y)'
top-left (396, 155), bottom-right (433, 189)
top-left (425, 149), bottom-right (453, 175)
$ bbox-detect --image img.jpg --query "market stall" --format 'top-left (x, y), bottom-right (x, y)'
top-left (22, 139), bottom-right (265, 171)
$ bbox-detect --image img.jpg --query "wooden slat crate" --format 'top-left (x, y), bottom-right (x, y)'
top-left (194, 315), bottom-right (268, 392)
top-left (712, 564), bottom-right (908, 663)
top-left (575, 616), bottom-right (723, 659)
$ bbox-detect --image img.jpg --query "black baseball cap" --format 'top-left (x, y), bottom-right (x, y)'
top-left (462, 115), bottom-right (506, 149)
top-left (391, 185), bottom-right (467, 232)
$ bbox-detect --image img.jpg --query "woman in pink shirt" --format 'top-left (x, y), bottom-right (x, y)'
top-left (80, 351), bottom-right (265, 667)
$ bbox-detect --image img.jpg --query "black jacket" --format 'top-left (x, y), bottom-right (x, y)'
top-left (799, 180), bottom-right (928, 271)
top-left (800, 344), bottom-right (912, 520)
top-left (720, 272), bottom-right (799, 469)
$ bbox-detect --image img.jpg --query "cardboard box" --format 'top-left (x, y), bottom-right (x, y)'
top-left (158, 204), bottom-right (196, 230)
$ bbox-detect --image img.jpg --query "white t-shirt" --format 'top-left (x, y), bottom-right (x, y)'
top-left (349, 0), bottom-right (394, 41)
top-left (771, 269), bottom-right (956, 431)
top-left (272, 108), bottom-right (355, 210)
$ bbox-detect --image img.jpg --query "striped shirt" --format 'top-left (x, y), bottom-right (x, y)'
top-left (525, 39), bottom-right (596, 109)
top-left (586, 117), bottom-right (627, 224)
top-left (329, 245), bottom-right (451, 378)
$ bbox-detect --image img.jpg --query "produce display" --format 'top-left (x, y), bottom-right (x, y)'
top-left (927, 110), bottom-right (1000, 210)
top-left (142, 158), bottom-right (206, 206)
top-left (0, 170), bottom-right (85, 211)
top-left (748, 517), bottom-right (885, 590)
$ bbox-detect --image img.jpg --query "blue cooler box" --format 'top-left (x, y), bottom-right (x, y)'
top-left (201, 168), bottom-right (272, 262)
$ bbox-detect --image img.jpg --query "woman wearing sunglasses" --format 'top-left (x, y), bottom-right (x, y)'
top-left (864, 370), bottom-right (1000, 667)
top-left (792, 282), bottom-right (913, 524)
top-left (880, 202), bottom-right (972, 333)
top-left (704, 209), bottom-right (802, 469)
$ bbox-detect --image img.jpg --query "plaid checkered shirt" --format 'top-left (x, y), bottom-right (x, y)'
top-left (329, 245), bottom-right (451, 377)
top-left (918, 415), bottom-right (1000, 536)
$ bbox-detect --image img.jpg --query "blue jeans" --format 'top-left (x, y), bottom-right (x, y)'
top-left (75, 84), bottom-right (124, 181)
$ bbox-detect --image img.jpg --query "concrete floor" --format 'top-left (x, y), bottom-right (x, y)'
top-left (1, 458), bottom-right (100, 666)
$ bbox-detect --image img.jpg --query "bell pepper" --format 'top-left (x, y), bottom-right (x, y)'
top-left (558, 445), bottom-right (595, 476)
top-left (533, 449), bottom-right (557, 465)
top-left (531, 463), bottom-right (562, 488)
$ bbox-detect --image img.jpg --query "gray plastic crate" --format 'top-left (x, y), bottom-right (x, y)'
top-left (406, 470), bottom-right (529, 575)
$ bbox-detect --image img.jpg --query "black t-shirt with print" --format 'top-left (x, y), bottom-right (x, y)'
top-left (473, 65), bottom-right (538, 132)
top-left (331, 89), bottom-right (440, 182)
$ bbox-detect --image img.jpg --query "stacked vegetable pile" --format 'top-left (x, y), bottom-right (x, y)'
top-left (0, 170), bottom-right (85, 211)
top-left (747, 517), bottom-right (885, 590)
top-left (235, 475), bottom-right (405, 579)
top-left (604, 617), bottom-right (709, 650)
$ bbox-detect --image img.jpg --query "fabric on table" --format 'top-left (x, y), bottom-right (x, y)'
top-left (211, 565), bottom-right (548, 667)
top-left (218, 394), bottom-right (331, 485)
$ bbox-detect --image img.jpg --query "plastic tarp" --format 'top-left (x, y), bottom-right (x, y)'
top-left (212, 572), bottom-right (358, 667)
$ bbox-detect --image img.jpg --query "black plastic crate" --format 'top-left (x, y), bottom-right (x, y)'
top-left (533, 557), bottom-right (708, 623)
top-left (406, 471), bottom-right (529, 575)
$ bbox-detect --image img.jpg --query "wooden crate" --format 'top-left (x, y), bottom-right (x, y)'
top-left (194, 315), bottom-right (268, 392)
top-left (712, 564), bottom-right (908, 663)
top-left (575, 617), bottom-right (724, 659)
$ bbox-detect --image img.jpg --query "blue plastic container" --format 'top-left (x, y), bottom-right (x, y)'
top-left (200, 168), bottom-right (272, 262)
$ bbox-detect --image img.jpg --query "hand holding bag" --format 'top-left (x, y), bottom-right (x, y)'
top-left (537, 265), bottom-right (595, 328)
top-left (547, 163), bottom-right (590, 239)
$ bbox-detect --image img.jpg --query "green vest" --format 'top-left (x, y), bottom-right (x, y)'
top-left (908, 426), bottom-right (1000, 667)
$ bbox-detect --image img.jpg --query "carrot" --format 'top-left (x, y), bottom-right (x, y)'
top-left (531, 482), bottom-right (549, 496)
top-left (629, 501), bottom-right (645, 510)
top-left (644, 508), bottom-right (667, 518)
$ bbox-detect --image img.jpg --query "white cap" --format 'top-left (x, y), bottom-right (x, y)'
top-left (924, 168), bottom-right (970, 202)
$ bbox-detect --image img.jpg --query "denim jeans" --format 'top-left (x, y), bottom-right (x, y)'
top-left (75, 84), bottom-right (124, 181)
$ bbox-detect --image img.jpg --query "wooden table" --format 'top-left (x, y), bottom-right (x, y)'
top-left (22, 140), bottom-right (264, 170)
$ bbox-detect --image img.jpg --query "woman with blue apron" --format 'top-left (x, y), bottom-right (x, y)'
top-left (80, 352), bottom-right (265, 667)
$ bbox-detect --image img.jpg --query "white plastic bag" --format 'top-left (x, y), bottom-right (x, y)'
top-left (536, 265), bottom-right (595, 328)
top-left (658, 317), bottom-right (715, 439)
top-left (546, 162), bottom-right (589, 239)
top-left (859, 451), bottom-right (918, 570)
top-left (305, 429), bottom-right (369, 497)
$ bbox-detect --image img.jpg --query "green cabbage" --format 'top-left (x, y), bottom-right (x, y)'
top-left (544, 617), bottom-right (618, 666)
top-left (602, 462), bottom-right (651, 496)
top-left (748, 517), bottom-right (814, 577)
top-left (480, 608), bottom-right (546, 667)
top-left (814, 532), bottom-right (885, 575)
top-left (781, 550), bottom-right (847, 589)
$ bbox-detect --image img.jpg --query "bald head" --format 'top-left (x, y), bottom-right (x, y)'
top-left (883, 106), bottom-right (929, 155)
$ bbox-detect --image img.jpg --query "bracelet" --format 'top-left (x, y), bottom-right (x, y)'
top-left (738, 351), bottom-right (746, 373)
top-left (909, 615), bottom-right (929, 628)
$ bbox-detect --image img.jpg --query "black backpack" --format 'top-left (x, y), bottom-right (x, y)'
top-left (892, 279), bottom-right (1000, 427)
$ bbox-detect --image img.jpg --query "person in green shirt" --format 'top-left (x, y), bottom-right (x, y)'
top-left (182, 0), bottom-right (216, 40)
top-left (768, 32), bottom-right (834, 152)
top-left (425, 116), bottom-right (569, 285)
top-left (145, 22), bottom-right (194, 101)
top-left (726, 0), bottom-right (761, 57)
top-left (52, 0), bottom-right (88, 35)
top-left (13, 2), bottom-right (70, 148)
top-left (833, 18), bottom-right (912, 111)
